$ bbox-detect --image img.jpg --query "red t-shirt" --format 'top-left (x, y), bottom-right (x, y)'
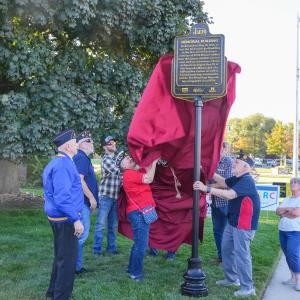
top-left (122, 169), bottom-right (156, 214)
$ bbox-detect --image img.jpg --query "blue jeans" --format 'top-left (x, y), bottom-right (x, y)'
top-left (279, 230), bottom-right (300, 273)
top-left (211, 205), bottom-right (228, 259)
top-left (76, 204), bottom-right (91, 271)
top-left (128, 210), bottom-right (150, 279)
top-left (93, 195), bottom-right (118, 254)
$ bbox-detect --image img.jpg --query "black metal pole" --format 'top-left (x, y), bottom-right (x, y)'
top-left (181, 96), bottom-right (208, 297)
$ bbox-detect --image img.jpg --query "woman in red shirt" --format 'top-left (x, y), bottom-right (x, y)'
top-left (120, 156), bottom-right (159, 281)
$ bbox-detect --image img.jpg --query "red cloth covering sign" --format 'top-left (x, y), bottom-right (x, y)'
top-left (118, 54), bottom-right (241, 252)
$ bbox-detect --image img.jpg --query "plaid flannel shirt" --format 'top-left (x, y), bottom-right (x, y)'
top-left (99, 154), bottom-right (122, 200)
top-left (211, 156), bottom-right (233, 207)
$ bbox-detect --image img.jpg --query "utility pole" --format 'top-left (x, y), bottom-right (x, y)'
top-left (293, 14), bottom-right (300, 177)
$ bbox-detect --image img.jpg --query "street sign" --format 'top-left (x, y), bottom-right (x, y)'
top-left (172, 23), bottom-right (227, 101)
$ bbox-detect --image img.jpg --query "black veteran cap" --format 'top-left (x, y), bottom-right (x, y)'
top-left (237, 149), bottom-right (254, 167)
top-left (76, 130), bottom-right (92, 143)
top-left (103, 135), bottom-right (115, 145)
top-left (53, 129), bottom-right (76, 147)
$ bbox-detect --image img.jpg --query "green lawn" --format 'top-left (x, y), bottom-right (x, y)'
top-left (0, 210), bottom-right (279, 300)
top-left (20, 187), bottom-right (44, 197)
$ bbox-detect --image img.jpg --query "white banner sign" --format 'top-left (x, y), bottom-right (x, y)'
top-left (205, 184), bottom-right (280, 216)
top-left (256, 184), bottom-right (280, 211)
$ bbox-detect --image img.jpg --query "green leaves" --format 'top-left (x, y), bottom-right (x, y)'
top-left (266, 122), bottom-right (294, 159)
top-left (226, 114), bottom-right (276, 157)
top-left (0, 0), bottom-right (208, 161)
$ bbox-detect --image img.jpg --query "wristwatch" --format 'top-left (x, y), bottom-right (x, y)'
top-left (206, 186), bottom-right (211, 193)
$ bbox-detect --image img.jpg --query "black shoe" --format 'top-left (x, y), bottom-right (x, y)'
top-left (148, 248), bottom-right (158, 257)
top-left (45, 291), bottom-right (53, 299)
top-left (165, 251), bottom-right (176, 261)
top-left (75, 267), bottom-right (88, 275)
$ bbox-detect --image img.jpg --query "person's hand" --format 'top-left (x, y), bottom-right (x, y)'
top-left (157, 159), bottom-right (168, 167)
top-left (193, 181), bottom-right (206, 192)
top-left (89, 196), bottom-right (97, 212)
top-left (153, 157), bottom-right (160, 164)
top-left (74, 220), bottom-right (84, 238)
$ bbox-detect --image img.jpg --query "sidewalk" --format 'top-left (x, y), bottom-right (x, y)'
top-left (262, 253), bottom-right (299, 300)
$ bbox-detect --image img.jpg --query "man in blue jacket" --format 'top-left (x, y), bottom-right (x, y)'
top-left (43, 129), bottom-right (84, 300)
top-left (73, 131), bottom-right (99, 274)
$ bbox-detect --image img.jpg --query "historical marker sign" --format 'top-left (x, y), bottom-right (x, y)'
top-left (172, 23), bottom-right (227, 101)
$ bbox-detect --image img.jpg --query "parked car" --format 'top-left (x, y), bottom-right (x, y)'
top-left (254, 158), bottom-right (263, 168)
top-left (266, 159), bottom-right (277, 167)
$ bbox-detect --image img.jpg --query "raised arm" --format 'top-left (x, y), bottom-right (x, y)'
top-left (143, 158), bottom-right (159, 184)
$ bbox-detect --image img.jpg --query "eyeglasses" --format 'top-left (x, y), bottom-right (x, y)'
top-left (106, 141), bottom-right (116, 146)
top-left (85, 139), bottom-right (93, 143)
top-left (290, 178), bottom-right (300, 184)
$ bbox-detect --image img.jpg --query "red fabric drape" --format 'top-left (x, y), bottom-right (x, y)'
top-left (118, 54), bottom-right (241, 252)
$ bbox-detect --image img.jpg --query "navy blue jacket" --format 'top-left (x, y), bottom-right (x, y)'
top-left (43, 151), bottom-right (84, 223)
top-left (73, 149), bottom-right (99, 207)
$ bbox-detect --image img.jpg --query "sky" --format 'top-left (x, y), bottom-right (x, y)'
top-left (203, 0), bottom-right (300, 123)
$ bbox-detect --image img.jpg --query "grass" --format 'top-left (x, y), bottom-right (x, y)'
top-left (0, 210), bottom-right (280, 300)
top-left (20, 187), bottom-right (44, 197)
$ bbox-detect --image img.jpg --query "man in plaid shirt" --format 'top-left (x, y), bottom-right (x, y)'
top-left (93, 136), bottom-right (122, 255)
top-left (210, 142), bottom-right (233, 264)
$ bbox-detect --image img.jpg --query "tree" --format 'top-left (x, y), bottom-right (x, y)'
top-left (0, 0), bottom-right (209, 193)
top-left (266, 122), bottom-right (294, 162)
top-left (225, 114), bottom-right (276, 157)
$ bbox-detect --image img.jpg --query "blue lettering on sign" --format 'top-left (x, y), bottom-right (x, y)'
top-left (256, 185), bottom-right (280, 210)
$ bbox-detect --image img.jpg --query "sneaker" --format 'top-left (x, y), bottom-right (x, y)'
top-left (282, 277), bottom-right (296, 285)
top-left (216, 279), bottom-right (240, 287)
top-left (166, 252), bottom-right (176, 261)
top-left (75, 267), bottom-right (88, 275)
top-left (128, 274), bottom-right (143, 282)
top-left (234, 288), bottom-right (256, 297)
top-left (148, 248), bottom-right (158, 257)
top-left (296, 280), bottom-right (300, 291)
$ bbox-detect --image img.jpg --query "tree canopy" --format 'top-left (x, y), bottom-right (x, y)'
top-left (0, 0), bottom-right (209, 161)
top-left (225, 114), bottom-right (276, 157)
top-left (266, 121), bottom-right (293, 159)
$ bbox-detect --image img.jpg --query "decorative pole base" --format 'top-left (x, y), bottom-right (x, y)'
top-left (181, 257), bottom-right (208, 297)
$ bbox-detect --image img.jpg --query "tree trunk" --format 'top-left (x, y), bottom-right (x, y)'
top-left (0, 159), bottom-right (20, 194)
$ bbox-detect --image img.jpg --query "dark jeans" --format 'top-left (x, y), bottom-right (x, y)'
top-left (211, 205), bottom-right (228, 259)
top-left (47, 221), bottom-right (78, 300)
top-left (127, 210), bottom-right (150, 279)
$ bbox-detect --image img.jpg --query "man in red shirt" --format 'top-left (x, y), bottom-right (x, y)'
top-left (120, 156), bottom-right (159, 281)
